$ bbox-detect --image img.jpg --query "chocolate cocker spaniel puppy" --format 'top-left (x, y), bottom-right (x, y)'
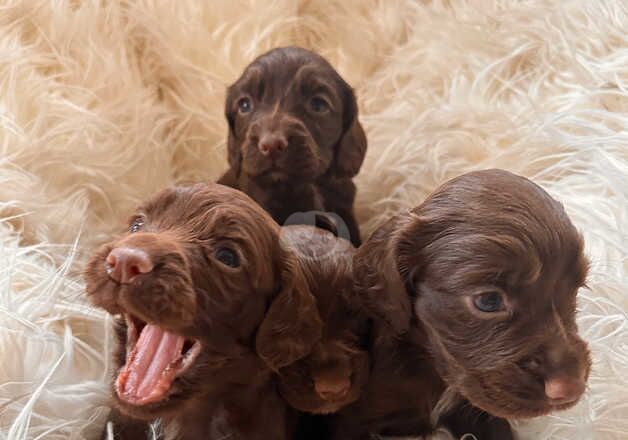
top-left (218, 46), bottom-right (367, 246)
top-left (330, 169), bottom-right (591, 440)
top-left (84, 183), bottom-right (322, 440)
top-left (277, 225), bottom-right (370, 417)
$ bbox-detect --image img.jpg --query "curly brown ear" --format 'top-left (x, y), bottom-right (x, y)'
top-left (256, 247), bottom-right (322, 370)
top-left (353, 213), bottom-right (423, 335)
top-left (330, 88), bottom-right (367, 178)
top-left (224, 87), bottom-right (242, 177)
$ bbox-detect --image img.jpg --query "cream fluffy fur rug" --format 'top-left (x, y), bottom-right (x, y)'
top-left (0, 1), bottom-right (626, 439)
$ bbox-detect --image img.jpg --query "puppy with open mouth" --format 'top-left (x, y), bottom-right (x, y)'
top-left (84, 183), bottom-right (322, 439)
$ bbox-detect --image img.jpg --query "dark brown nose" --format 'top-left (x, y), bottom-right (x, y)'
top-left (259, 132), bottom-right (287, 156)
top-left (105, 247), bottom-right (153, 284)
top-left (314, 377), bottom-right (351, 400)
top-left (545, 376), bottom-right (586, 405)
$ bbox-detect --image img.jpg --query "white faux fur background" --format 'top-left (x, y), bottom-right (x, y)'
top-left (0, 1), bottom-right (626, 439)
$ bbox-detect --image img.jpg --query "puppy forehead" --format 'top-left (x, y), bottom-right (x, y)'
top-left (138, 184), bottom-right (277, 237)
top-left (413, 170), bottom-right (587, 283)
top-left (236, 51), bottom-right (342, 98)
top-left (251, 47), bottom-right (333, 78)
top-left (426, 229), bottom-right (585, 292)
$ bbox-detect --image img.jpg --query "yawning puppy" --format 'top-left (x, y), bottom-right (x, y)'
top-left (84, 183), bottom-right (322, 440)
top-left (218, 46), bottom-right (367, 246)
top-left (331, 169), bottom-right (591, 439)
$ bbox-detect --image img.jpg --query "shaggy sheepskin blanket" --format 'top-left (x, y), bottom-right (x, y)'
top-left (0, 1), bottom-right (626, 439)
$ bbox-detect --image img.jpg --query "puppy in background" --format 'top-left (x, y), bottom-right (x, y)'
top-left (219, 46), bottom-right (367, 246)
top-left (84, 183), bottom-right (322, 440)
top-left (332, 169), bottom-right (591, 439)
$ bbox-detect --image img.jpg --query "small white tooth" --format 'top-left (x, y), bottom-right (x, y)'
top-left (180, 340), bottom-right (202, 371)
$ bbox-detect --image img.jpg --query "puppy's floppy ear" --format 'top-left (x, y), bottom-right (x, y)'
top-left (395, 213), bottom-right (431, 295)
top-left (256, 245), bottom-right (322, 370)
top-left (224, 86), bottom-right (242, 176)
top-left (353, 213), bottom-right (424, 335)
top-left (329, 86), bottom-right (367, 178)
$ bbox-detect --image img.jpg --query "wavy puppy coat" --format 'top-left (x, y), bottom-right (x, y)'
top-left (331, 169), bottom-right (591, 440)
top-left (219, 47), bottom-right (367, 246)
top-left (84, 183), bottom-right (321, 440)
top-left (277, 226), bottom-right (370, 417)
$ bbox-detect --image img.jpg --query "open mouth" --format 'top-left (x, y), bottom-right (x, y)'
top-left (115, 314), bottom-right (201, 406)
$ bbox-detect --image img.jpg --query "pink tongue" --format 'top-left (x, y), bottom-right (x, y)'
top-left (117, 324), bottom-right (185, 404)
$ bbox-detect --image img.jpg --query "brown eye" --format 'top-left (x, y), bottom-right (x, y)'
top-left (237, 97), bottom-right (252, 114)
top-left (215, 247), bottom-right (240, 268)
top-left (473, 291), bottom-right (505, 313)
top-left (130, 218), bottom-right (144, 233)
top-left (309, 96), bottom-right (330, 113)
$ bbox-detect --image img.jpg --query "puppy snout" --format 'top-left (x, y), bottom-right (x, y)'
top-left (545, 375), bottom-right (586, 404)
top-left (106, 247), bottom-right (153, 284)
top-left (259, 132), bottom-right (288, 156)
top-left (534, 333), bottom-right (590, 405)
top-left (314, 377), bottom-right (351, 400)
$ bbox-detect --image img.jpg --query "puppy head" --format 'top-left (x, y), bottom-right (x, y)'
top-left (356, 169), bottom-right (591, 419)
top-left (276, 225), bottom-right (369, 414)
top-left (84, 183), bottom-right (321, 420)
top-left (225, 46), bottom-right (366, 182)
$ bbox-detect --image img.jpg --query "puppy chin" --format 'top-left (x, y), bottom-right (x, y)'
top-left (279, 384), bottom-right (360, 415)
top-left (112, 390), bottom-right (194, 421)
top-left (241, 155), bottom-right (274, 177)
top-left (470, 398), bottom-right (575, 420)
top-left (458, 381), bottom-right (582, 420)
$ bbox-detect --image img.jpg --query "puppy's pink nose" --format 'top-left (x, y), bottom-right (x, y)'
top-left (105, 248), bottom-right (153, 284)
top-left (545, 376), bottom-right (585, 405)
top-left (259, 133), bottom-right (287, 156)
top-left (314, 377), bottom-right (351, 400)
